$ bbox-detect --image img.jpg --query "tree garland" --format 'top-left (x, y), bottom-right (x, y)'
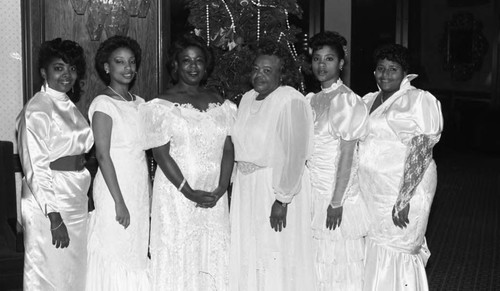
top-left (186, 0), bottom-right (305, 103)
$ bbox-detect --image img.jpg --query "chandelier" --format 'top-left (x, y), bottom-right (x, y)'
top-left (69, 0), bottom-right (151, 41)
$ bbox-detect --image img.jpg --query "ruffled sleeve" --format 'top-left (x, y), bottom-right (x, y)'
top-left (329, 91), bottom-right (369, 141)
top-left (387, 89), bottom-right (443, 146)
top-left (272, 95), bottom-right (314, 203)
top-left (138, 99), bottom-right (177, 150)
top-left (222, 100), bottom-right (238, 136)
top-left (16, 96), bottom-right (57, 215)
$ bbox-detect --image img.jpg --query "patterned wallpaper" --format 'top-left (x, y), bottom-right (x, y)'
top-left (0, 0), bottom-right (23, 223)
top-left (0, 0), bottom-right (23, 150)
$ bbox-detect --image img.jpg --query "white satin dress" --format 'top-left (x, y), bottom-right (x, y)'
top-left (358, 75), bottom-right (443, 291)
top-left (86, 95), bottom-right (150, 291)
top-left (140, 99), bottom-right (236, 290)
top-left (230, 86), bottom-right (317, 291)
top-left (307, 80), bottom-right (370, 290)
top-left (16, 85), bottom-right (94, 291)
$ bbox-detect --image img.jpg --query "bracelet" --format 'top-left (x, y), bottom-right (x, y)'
top-left (276, 200), bottom-right (288, 208)
top-left (178, 178), bottom-right (186, 192)
top-left (51, 221), bottom-right (63, 231)
top-left (330, 201), bottom-right (342, 209)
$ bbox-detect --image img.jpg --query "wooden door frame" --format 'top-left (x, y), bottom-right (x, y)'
top-left (21, 0), bottom-right (44, 104)
top-left (21, 0), bottom-right (171, 99)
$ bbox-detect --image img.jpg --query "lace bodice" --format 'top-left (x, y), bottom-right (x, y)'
top-left (140, 98), bottom-right (237, 290)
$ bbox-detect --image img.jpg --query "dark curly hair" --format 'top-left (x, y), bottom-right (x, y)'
top-left (309, 31), bottom-right (348, 60)
top-left (38, 38), bottom-right (86, 102)
top-left (166, 33), bottom-right (214, 84)
top-left (253, 38), bottom-right (301, 88)
top-left (95, 35), bottom-right (142, 86)
top-left (373, 43), bottom-right (410, 72)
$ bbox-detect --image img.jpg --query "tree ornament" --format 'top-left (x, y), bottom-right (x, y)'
top-left (206, 4), bottom-right (210, 46)
top-left (257, 0), bottom-right (261, 42)
top-left (186, 0), bottom-right (305, 102)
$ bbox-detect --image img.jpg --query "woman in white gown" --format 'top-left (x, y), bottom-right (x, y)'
top-left (306, 31), bottom-right (370, 290)
top-left (140, 34), bottom-right (236, 290)
top-left (86, 36), bottom-right (150, 290)
top-left (17, 38), bottom-right (93, 291)
top-left (230, 40), bottom-right (317, 290)
top-left (358, 44), bottom-right (443, 291)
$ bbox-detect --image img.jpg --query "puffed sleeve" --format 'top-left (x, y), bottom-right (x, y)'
top-left (138, 99), bottom-right (176, 150)
top-left (222, 100), bottom-right (238, 136)
top-left (272, 97), bottom-right (314, 203)
top-left (387, 89), bottom-right (443, 146)
top-left (329, 91), bottom-right (369, 141)
top-left (17, 97), bottom-right (57, 215)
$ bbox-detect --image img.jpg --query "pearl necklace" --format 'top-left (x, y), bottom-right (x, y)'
top-left (108, 86), bottom-right (133, 102)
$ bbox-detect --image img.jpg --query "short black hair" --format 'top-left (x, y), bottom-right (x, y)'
top-left (309, 31), bottom-right (348, 60)
top-left (95, 35), bottom-right (142, 86)
top-left (38, 38), bottom-right (86, 102)
top-left (373, 43), bottom-right (410, 72)
top-left (166, 33), bottom-right (214, 84)
top-left (254, 38), bottom-right (301, 88)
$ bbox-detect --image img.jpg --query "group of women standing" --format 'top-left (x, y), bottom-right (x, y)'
top-left (16, 29), bottom-right (443, 291)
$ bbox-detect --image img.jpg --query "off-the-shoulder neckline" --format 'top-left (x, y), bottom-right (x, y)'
top-left (173, 102), bottom-right (223, 113)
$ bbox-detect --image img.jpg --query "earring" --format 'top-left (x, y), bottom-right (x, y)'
top-left (105, 70), bottom-right (109, 74)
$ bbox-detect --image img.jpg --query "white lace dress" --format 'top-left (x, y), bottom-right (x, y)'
top-left (140, 99), bottom-right (237, 291)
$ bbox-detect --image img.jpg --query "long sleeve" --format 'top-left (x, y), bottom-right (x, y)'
top-left (17, 99), bottom-right (57, 215)
top-left (328, 91), bottom-right (369, 142)
top-left (387, 89), bottom-right (444, 212)
top-left (272, 98), bottom-right (313, 203)
top-left (328, 91), bottom-right (368, 207)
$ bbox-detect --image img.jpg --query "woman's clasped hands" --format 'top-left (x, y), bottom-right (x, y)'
top-left (190, 186), bottom-right (225, 208)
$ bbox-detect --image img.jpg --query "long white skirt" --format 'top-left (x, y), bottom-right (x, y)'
top-left (229, 167), bottom-right (317, 291)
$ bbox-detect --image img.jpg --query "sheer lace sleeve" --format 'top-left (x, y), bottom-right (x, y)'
top-left (138, 100), bottom-right (177, 150)
top-left (16, 97), bottom-right (57, 215)
top-left (395, 135), bottom-right (433, 212)
top-left (327, 91), bottom-right (367, 208)
top-left (330, 139), bottom-right (357, 208)
top-left (387, 90), bottom-right (444, 212)
top-left (272, 97), bottom-right (314, 203)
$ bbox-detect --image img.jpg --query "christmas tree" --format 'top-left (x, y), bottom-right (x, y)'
top-left (186, 0), bottom-right (306, 103)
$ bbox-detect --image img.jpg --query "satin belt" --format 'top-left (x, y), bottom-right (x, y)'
top-left (49, 154), bottom-right (86, 171)
top-left (371, 238), bottom-right (431, 267)
top-left (373, 238), bottom-right (429, 256)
